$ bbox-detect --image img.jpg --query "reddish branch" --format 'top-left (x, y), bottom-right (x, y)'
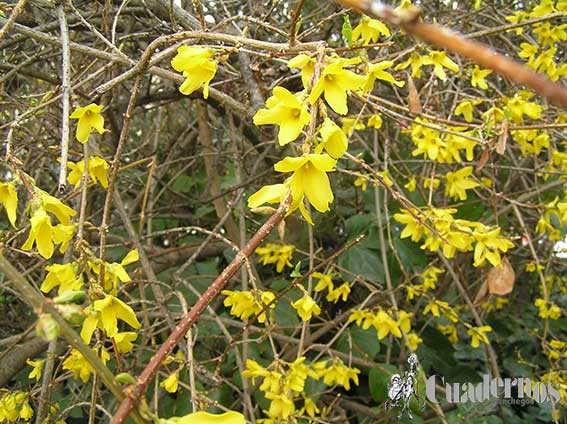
top-left (110, 195), bottom-right (291, 424)
top-left (336, 0), bottom-right (567, 107)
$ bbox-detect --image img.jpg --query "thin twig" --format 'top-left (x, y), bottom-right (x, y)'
top-left (0, 0), bottom-right (28, 41)
top-left (110, 194), bottom-right (292, 424)
top-left (289, 0), bottom-right (306, 46)
top-left (0, 255), bottom-right (145, 424)
top-left (335, 0), bottom-right (567, 107)
top-left (57, 4), bottom-right (71, 194)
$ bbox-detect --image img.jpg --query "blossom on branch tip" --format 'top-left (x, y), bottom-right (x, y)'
top-left (70, 103), bottom-right (106, 144)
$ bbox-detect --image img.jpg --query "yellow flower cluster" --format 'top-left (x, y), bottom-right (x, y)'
top-left (67, 156), bottom-right (110, 189)
top-left (0, 391), bottom-right (33, 422)
top-left (62, 348), bottom-right (110, 383)
top-left (248, 48), bottom-right (405, 225)
top-left (394, 207), bottom-right (514, 267)
top-left (221, 289), bottom-right (276, 323)
top-left (242, 356), bottom-right (359, 421)
top-left (535, 298), bottom-right (562, 320)
top-left (546, 339), bottom-right (567, 361)
top-left (536, 197), bottom-right (567, 241)
top-left (313, 271), bottom-right (351, 303)
top-left (255, 243), bottom-right (295, 273)
top-left (540, 370), bottom-right (567, 410)
top-left (408, 118), bottom-right (477, 163)
top-left (508, 2), bottom-right (567, 82)
top-left (396, 50), bottom-right (460, 81)
top-left (22, 189), bottom-right (76, 259)
top-left (348, 308), bottom-right (419, 346)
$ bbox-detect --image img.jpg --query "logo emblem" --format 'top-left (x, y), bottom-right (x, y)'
top-left (385, 354), bottom-right (425, 419)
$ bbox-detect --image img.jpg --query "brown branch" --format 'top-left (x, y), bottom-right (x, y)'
top-left (335, 0), bottom-right (567, 107)
top-left (289, 0), bottom-right (306, 46)
top-left (0, 0), bottom-right (28, 40)
top-left (110, 195), bottom-right (291, 424)
top-left (0, 255), bottom-right (146, 424)
top-left (215, 234), bottom-right (365, 373)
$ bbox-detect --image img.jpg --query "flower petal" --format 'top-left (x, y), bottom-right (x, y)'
top-left (274, 156), bottom-right (308, 173)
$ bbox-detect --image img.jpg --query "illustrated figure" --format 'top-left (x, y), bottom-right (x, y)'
top-left (385, 354), bottom-right (425, 419)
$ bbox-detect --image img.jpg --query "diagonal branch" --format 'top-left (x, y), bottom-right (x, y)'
top-left (335, 0), bottom-right (567, 107)
top-left (110, 195), bottom-right (292, 424)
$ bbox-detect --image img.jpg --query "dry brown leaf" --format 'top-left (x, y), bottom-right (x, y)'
top-left (407, 75), bottom-right (422, 115)
top-left (487, 256), bottom-right (515, 295)
top-left (496, 118), bottom-right (508, 155)
top-left (278, 219), bottom-right (286, 241)
top-left (476, 148), bottom-right (490, 172)
top-left (473, 279), bottom-right (490, 306)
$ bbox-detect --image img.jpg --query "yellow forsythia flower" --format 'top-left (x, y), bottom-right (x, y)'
top-left (0, 180), bottom-right (18, 227)
top-left (80, 294), bottom-right (141, 342)
top-left (67, 156), bottom-right (110, 189)
top-left (27, 358), bottom-right (44, 381)
top-left (159, 411), bottom-right (245, 424)
top-left (253, 86), bottom-right (311, 146)
top-left (352, 15), bottom-right (390, 44)
top-left (292, 294), bottom-right (321, 321)
top-left (160, 371), bottom-right (180, 393)
top-left (274, 153), bottom-right (336, 215)
top-left (318, 118), bottom-right (348, 158)
top-left (171, 46), bottom-right (217, 98)
top-left (40, 263), bottom-right (83, 295)
top-left (308, 57), bottom-right (365, 115)
top-left (422, 50), bottom-right (460, 80)
top-left (467, 325), bottom-right (492, 348)
top-left (114, 332), bottom-right (138, 353)
top-left (70, 103), bottom-right (106, 144)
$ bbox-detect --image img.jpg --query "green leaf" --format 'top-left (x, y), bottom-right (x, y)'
top-left (369, 364), bottom-right (398, 402)
top-left (171, 175), bottom-right (193, 193)
top-left (295, 17), bottom-right (302, 35)
top-left (335, 327), bottom-right (380, 360)
top-left (338, 244), bottom-right (384, 283)
top-left (342, 15), bottom-right (353, 47)
top-left (291, 261), bottom-right (302, 278)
